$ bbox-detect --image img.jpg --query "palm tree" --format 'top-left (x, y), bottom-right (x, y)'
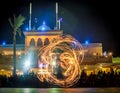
top-left (8, 14), bottom-right (25, 77)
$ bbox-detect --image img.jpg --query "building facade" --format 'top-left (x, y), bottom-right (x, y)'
top-left (0, 23), bottom-right (112, 76)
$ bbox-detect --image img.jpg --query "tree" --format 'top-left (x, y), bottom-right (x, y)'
top-left (8, 14), bottom-right (25, 76)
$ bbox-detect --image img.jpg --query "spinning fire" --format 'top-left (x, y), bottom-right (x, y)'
top-left (37, 35), bottom-right (84, 87)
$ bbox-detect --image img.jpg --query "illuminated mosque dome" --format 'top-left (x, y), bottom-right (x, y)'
top-left (37, 21), bottom-right (51, 31)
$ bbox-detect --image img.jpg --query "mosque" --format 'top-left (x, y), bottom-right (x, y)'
top-left (0, 3), bottom-right (114, 77)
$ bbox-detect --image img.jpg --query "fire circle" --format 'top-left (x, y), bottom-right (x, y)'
top-left (37, 35), bottom-right (84, 87)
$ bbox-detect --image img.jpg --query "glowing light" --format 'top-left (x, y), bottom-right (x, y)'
top-left (103, 51), bottom-right (107, 56)
top-left (85, 40), bottom-right (89, 44)
top-left (59, 18), bottom-right (63, 22)
top-left (2, 41), bottom-right (6, 46)
top-left (37, 21), bottom-right (51, 31)
top-left (34, 18), bottom-right (38, 23)
top-left (84, 66), bottom-right (87, 69)
top-left (11, 67), bottom-right (13, 70)
top-left (36, 34), bottom-right (84, 87)
top-left (58, 18), bottom-right (63, 30)
top-left (17, 52), bottom-right (21, 55)
top-left (80, 51), bottom-right (83, 55)
top-left (42, 27), bottom-right (45, 31)
top-left (108, 52), bottom-right (112, 56)
top-left (25, 61), bottom-right (30, 67)
top-left (1, 69), bottom-right (4, 71)
top-left (99, 64), bottom-right (102, 69)
top-left (52, 60), bottom-right (56, 66)
top-left (93, 53), bottom-right (96, 56)
top-left (25, 27), bottom-right (29, 31)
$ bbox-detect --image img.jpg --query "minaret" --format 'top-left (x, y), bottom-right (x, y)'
top-left (29, 3), bottom-right (32, 30)
top-left (56, 2), bottom-right (58, 30)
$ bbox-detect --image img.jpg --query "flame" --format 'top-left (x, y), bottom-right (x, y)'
top-left (37, 34), bottom-right (84, 87)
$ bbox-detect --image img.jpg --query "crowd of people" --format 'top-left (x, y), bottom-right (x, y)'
top-left (0, 72), bottom-right (50, 88)
top-left (0, 69), bottom-right (120, 88)
top-left (75, 69), bottom-right (120, 87)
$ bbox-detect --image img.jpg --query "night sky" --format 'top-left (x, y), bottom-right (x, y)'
top-left (0, 0), bottom-right (119, 57)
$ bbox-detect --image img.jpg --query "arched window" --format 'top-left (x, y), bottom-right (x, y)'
top-left (30, 38), bottom-right (35, 46)
top-left (37, 38), bottom-right (43, 47)
top-left (44, 38), bottom-right (50, 46)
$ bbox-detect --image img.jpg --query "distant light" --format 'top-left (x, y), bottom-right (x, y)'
top-left (58, 18), bottom-right (63, 22)
top-left (103, 51), bottom-right (107, 56)
top-left (85, 40), bottom-right (89, 44)
top-left (108, 52), bottom-right (112, 56)
top-left (41, 21), bottom-right (46, 31)
top-left (99, 65), bottom-right (102, 69)
top-left (11, 67), bottom-right (13, 70)
top-left (25, 27), bottom-right (29, 31)
top-left (2, 41), bottom-right (6, 46)
top-left (1, 69), bottom-right (4, 71)
top-left (25, 61), bottom-right (30, 67)
top-left (34, 18), bottom-right (38, 23)
top-left (42, 27), bottom-right (45, 31)
top-left (80, 51), bottom-right (83, 55)
top-left (37, 21), bottom-right (51, 31)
